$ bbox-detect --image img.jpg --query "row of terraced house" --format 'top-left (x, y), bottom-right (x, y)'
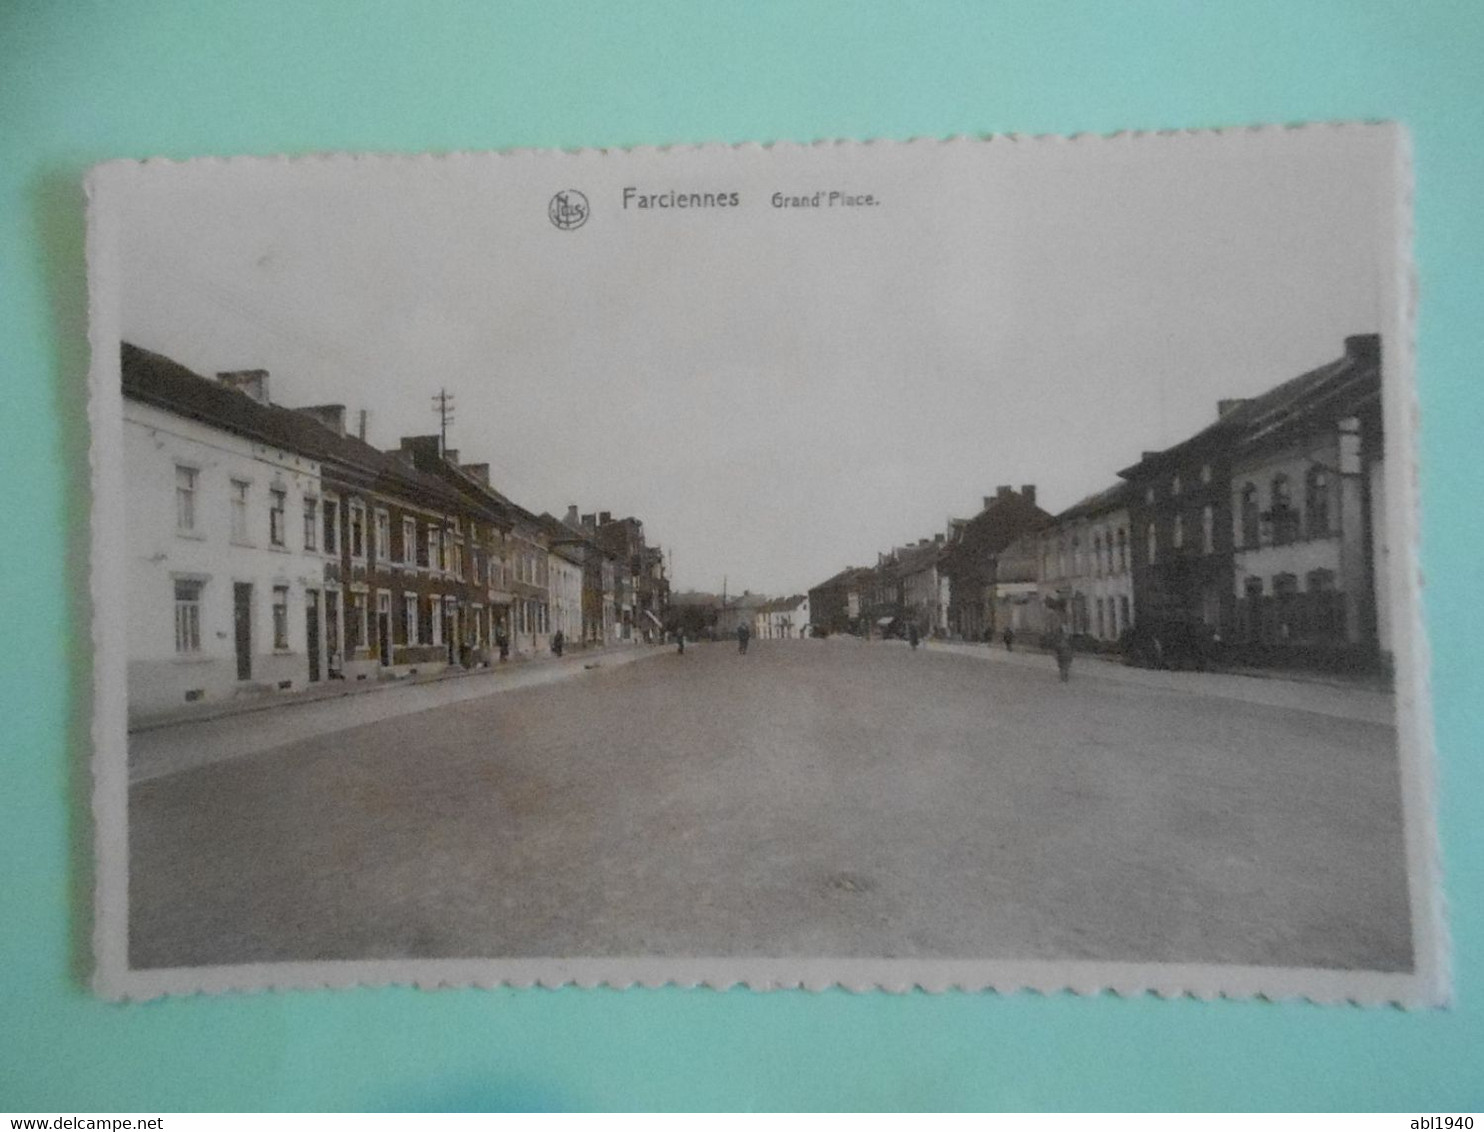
top-left (122, 343), bottom-right (670, 719)
top-left (809, 335), bottom-right (1392, 672)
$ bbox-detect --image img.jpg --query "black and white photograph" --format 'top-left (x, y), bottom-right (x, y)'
top-left (86, 125), bottom-right (1442, 1002)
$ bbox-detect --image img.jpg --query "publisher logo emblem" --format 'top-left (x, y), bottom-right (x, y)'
top-left (548, 190), bottom-right (590, 231)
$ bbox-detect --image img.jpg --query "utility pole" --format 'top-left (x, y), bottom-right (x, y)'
top-left (430, 388), bottom-right (457, 662)
top-left (431, 389), bottom-right (456, 456)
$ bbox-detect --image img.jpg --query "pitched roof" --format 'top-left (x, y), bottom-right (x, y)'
top-left (122, 343), bottom-right (501, 520)
top-left (1119, 334), bottom-right (1380, 478)
top-left (1053, 481), bottom-right (1131, 523)
top-left (892, 541), bottom-right (945, 575)
top-left (809, 565), bottom-right (871, 592)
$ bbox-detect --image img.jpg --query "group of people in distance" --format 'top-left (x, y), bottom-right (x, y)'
top-left (669, 617), bottom-right (1075, 679)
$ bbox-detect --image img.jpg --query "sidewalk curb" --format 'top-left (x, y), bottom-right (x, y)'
top-left (128, 644), bottom-right (658, 734)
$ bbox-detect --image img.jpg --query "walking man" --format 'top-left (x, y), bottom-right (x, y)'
top-left (1054, 626), bottom-right (1074, 682)
top-left (552, 629), bottom-right (565, 658)
top-left (1003, 626), bottom-right (1015, 652)
top-left (908, 622), bottom-right (920, 650)
top-left (737, 623), bottom-right (750, 654)
top-left (676, 629), bottom-right (686, 655)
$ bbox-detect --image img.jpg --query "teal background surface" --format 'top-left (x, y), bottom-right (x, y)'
top-left (2, 0), bottom-right (1481, 1111)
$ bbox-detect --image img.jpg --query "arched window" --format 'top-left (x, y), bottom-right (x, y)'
top-left (1116, 527), bottom-right (1127, 572)
top-left (1172, 513), bottom-right (1184, 549)
top-left (1093, 534), bottom-right (1103, 576)
top-left (1147, 522), bottom-right (1157, 566)
top-left (1201, 504), bottom-right (1215, 554)
top-left (1306, 466), bottom-right (1330, 537)
top-left (1240, 482), bottom-right (1259, 547)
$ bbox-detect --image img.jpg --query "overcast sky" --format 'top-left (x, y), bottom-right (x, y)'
top-left (109, 127), bottom-right (1399, 595)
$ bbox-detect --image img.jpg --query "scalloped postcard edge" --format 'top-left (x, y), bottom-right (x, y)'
top-left (84, 121), bottom-right (1447, 1006)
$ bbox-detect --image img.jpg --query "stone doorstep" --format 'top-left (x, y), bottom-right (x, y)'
top-left (127, 642), bottom-right (649, 734)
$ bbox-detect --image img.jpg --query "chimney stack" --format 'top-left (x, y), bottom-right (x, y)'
top-left (357, 409), bottom-right (370, 441)
top-left (1345, 333), bottom-right (1380, 363)
top-left (298, 404), bottom-right (347, 436)
top-left (444, 448), bottom-right (459, 466)
top-left (934, 533), bottom-right (944, 545)
top-left (581, 512), bottom-right (597, 530)
top-left (1020, 485), bottom-right (1037, 507)
top-left (1216, 400), bottom-right (1249, 419)
top-left (399, 435), bottom-right (442, 470)
top-left (218, 369), bottom-right (270, 404)
top-left (599, 511), bottom-right (612, 525)
top-left (460, 462), bottom-right (490, 485)
top-left (565, 505), bottom-right (579, 527)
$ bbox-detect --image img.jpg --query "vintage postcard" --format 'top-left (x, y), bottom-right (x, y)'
top-left (86, 125), bottom-right (1444, 1003)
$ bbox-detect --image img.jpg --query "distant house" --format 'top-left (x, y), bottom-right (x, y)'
top-left (760, 594), bottom-right (810, 639)
top-left (939, 485), bottom-right (1052, 641)
top-left (560, 508), bottom-right (619, 645)
top-left (807, 566), bottom-right (873, 636)
top-left (1038, 483), bottom-right (1134, 646)
top-left (538, 515), bottom-right (586, 648)
top-left (894, 537), bottom-right (950, 637)
top-left (715, 591), bottom-right (771, 637)
top-left (592, 512), bottom-right (669, 642)
top-left (669, 590), bottom-right (723, 639)
top-left (990, 530), bottom-right (1048, 640)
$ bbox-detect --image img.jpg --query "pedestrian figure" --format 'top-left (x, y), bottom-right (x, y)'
top-left (737, 623), bottom-right (750, 654)
top-left (1054, 627), bottom-right (1074, 682)
top-left (676, 630), bottom-right (686, 655)
top-left (908, 622), bottom-right (920, 650)
top-left (496, 632), bottom-right (509, 662)
top-left (1003, 627), bottom-right (1014, 652)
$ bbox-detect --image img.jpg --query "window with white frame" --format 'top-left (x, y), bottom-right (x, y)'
top-left (352, 590), bottom-right (370, 651)
top-left (272, 585), bottom-right (290, 650)
top-left (303, 497), bottom-right (318, 551)
top-left (1202, 504), bottom-right (1215, 555)
top-left (404, 592), bottom-right (419, 644)
top-left (430, 596), bottom-right (443, 646)
top-left (349, 501), bottom-right (366, 559)
top-left (175, 466), bottom-right (198, 533)
top-left (230, 480), bottom-right (250, 543)
top-left (1147, 522), bottom-right (1157, 566)
top-left (1172, 513), bottom-right (1184, 550)
top-left (323, 495), bottom-right (340, 556)
top-left (173, 579), bottom-right (203, 653)
top-left (374, 509), bottom-right (391, 564)
top-left (269, 489), bottom-right (287, 547)
top-left (452, 537), bottom-right (464, 580)
top-left (403, 517), bottom-right (417, 564)
top-left (429, 526), bottom-right (443, 572)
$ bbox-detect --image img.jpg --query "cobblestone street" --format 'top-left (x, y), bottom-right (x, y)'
top-left (129, 637), bottom-right (1412, 972)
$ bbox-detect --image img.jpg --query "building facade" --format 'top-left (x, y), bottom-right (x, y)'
top-left (940, 485), bottom-right (1052, 641)
top-left (1226, 335), bottom-right (1386, 667)
top-left (1038, 484), bottom-right (1134, 646)
top-left (123, 351), bottom-right (330, 716)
